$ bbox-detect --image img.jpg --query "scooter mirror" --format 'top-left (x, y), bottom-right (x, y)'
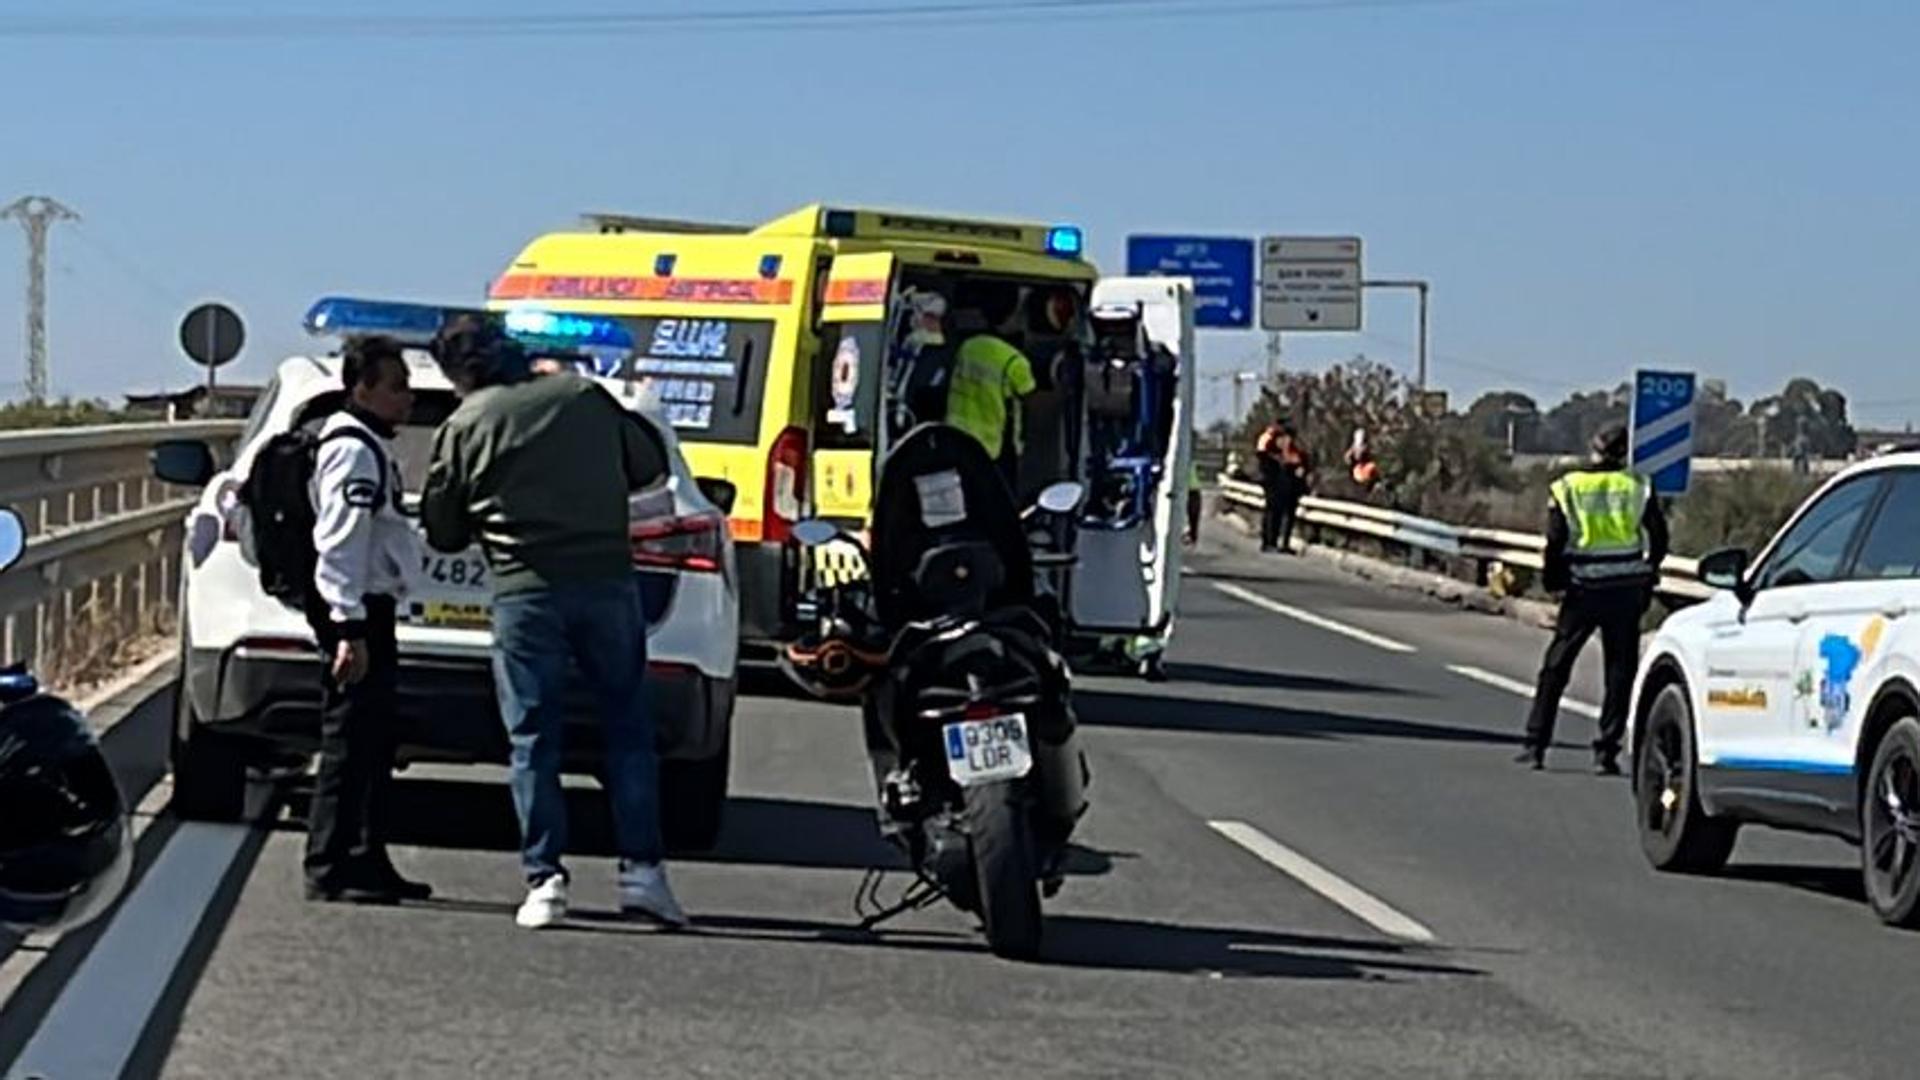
top-left (790, 519), bottom-right (841, 547)
top-left (1036, 481), bottom-right (1086, 516)
top-left (0, 507), bottom-right (24, 573)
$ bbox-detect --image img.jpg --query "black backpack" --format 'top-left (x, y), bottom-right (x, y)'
top-left (240, 424), bottom-right (386, 606)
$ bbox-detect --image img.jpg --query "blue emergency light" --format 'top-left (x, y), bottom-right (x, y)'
top-left (500, 309), bottom-right (634, 350)
top-left (302, 297), bottom-right (449, 342)
top-left (1044, 225), bottom-right (1085, 258)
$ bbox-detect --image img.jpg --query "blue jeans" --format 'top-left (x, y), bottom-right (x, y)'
top-left (491, 577), bottom-right (662, 883)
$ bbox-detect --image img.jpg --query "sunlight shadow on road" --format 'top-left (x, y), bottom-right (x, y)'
top-left (1160, 662), bottom-right (1420, 697)
top-left (548, 911), bottom-right (1490, 981)
top-left (1076, 689), bottom-right (1528, 747)
top-left (298, 781), bottom-right (1125, 878)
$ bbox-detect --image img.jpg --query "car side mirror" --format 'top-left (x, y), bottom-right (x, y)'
top-left (1698, 547), bottom-right (1752, 602)
top-left (0, 507), bottom-right (24, 574)
top-left (151, 440), bottom-right (216, 487)
top-left (695, 477), bottom-right (737, 516)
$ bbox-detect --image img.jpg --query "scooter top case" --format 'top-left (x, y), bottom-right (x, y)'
top-left (1066, 277), bottom-right (1195, 657)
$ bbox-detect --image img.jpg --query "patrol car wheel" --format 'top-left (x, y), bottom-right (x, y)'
top-left (1862, 717), bottom-right (1920, 927)
top-left (169, 680), bottom-right (249, 824)
top-left (662, 749), bottom-right (730, 853)
top-left (1635, 684), bottom-right (1737, 873)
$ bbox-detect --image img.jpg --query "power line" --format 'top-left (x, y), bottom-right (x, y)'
top-left (65, 225), bottom-right (190, 313)
top-left (1356, 330), bottom-right (1585, 394)
top-left (0, 0), bottom-right (1497, 38)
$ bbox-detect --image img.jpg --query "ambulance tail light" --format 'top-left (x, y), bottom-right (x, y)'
top-left (765, 426), bottom-right (809, 544)
top-left (631, 511), bottom-right (726, 574)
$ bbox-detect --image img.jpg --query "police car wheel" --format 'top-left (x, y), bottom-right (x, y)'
top-left (662, 749), bottom-right (730, 853)
top-left (169, 681), bottom-right (249, 824)
top-left (1635, 684), bottom-right (1737, 874)
top-left (1862, 717), bottom-right (1920, 927)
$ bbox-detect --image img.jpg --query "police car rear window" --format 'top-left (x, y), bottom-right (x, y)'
top-left (617, 317), bottom-right (772, 445)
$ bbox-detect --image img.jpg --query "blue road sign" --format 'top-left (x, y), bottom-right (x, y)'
top-left (1126, 236), bottom-right (1254, 329)
top-left (1631, 368), bottom-right (1697, 495)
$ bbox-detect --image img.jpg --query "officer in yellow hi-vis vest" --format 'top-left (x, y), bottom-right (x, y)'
top-left (945, 281), bottom-right (1036, 484)
top-left (1518, 424), bottom-right (1669, 774)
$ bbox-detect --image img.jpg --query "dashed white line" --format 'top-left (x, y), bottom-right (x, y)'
top-left (1211, 581), bottom-right (1416, 654)
top-left (1209, 820), bottom-right (1437, 944)
top-left (7, 822), bottom-right (249, 1080)
top-left (1447, 663), bottom-right (1600, 719)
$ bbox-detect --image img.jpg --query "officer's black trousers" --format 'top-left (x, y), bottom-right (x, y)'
top-left (1524, 587), bottom-right (1644, 757)
top-left (304, 594), bottom-right (400, 887)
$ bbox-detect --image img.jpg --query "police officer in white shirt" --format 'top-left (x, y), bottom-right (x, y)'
top-left (305, 336), bottom-right (431, 903)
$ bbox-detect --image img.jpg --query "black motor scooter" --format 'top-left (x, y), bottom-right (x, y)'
top-left (783, 424), bottom-right (1089, 959)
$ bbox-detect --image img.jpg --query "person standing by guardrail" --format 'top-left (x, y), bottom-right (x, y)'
top-left (1517, 424), bottom-right (1668, 774)
top-left (1256, 421), bottom-right (1311, 553)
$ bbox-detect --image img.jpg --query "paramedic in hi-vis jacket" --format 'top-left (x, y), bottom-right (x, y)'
top-left (305, 335), bottom-right (431, 904)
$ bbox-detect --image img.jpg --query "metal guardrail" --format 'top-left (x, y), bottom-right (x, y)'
top-left (0, 421), bottom-right (245, 682)
top-left (1216, 474), bottom-right (1714, 602)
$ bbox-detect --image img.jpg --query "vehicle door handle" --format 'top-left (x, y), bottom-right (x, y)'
top-left (1785, 606), bottom-right (1808, 624)
top-left (1883, 602), bottom-right (1910, 620)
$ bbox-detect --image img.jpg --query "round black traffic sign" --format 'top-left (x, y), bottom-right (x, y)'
top-left (179, 303), bottom-right (245, 367)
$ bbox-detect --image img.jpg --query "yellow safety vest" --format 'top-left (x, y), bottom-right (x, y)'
top-left (1550, 469), bottom-right (1652, 585)
top-left (946, 335), bottom-right (1035, 457)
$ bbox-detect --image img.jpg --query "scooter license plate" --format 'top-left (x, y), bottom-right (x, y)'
top-left (943, 714), bottom-right (1034, 787)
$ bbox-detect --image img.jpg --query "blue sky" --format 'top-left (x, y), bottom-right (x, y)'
top-left (2, 0), bottom-right (1916, 427)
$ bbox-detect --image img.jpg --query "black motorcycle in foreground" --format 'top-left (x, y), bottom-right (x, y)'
top-left (782, 425), bottom-right (1091, 959)
top-left (0, 505), bottom-right (132, 937)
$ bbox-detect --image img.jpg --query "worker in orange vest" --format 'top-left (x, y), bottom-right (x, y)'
top-left (1255, 421), bottom-right (1311, 553)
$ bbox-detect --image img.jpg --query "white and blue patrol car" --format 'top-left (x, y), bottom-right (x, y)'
top-left (152, 300), bottom-right (741, 850)
top-left (1629, 449), bottom-right (1920, 924)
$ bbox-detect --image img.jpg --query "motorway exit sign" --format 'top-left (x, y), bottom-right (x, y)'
top-left (1126, 236), bottom-right (1254, 329)
top-left (1261, 236), bottom-right (1362, 332)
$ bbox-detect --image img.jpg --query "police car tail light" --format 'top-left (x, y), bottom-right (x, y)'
top-left (765, 426), bottom-right (809, 544)
top-left (631, 511), bottom-right (725, 574)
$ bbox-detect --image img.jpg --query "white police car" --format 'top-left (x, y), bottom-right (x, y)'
top-left (1630, 450), bottom-right (1920, 924)
top-left (151, 300), bottom-right (740, 849)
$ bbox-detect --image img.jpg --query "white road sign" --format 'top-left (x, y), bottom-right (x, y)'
top-left (1261, 236), bottom-right (1362, 332)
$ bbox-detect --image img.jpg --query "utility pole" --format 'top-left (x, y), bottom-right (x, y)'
top-left (1264, 332), bottom-right (1282, 383)
top-left (2, 196), bottom-right (80, 403)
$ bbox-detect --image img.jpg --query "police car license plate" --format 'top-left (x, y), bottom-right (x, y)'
top-left (405, 552), bottom-right (491, 630)
top-left (943, 714), bottom-right (1034, 787)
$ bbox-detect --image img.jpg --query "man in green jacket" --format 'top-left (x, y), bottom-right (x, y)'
top-left (421, 317), bottom-right (685, 931)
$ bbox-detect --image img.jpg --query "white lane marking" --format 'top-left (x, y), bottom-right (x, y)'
top-left (1211, 581), bottom-right (1416, 654)
top-left (1209, 820), bottom-right (1437, 944)
top-left (1447, 663), bottom-right (1601, 719)
top-left (7, 823), bottom-right (249, 1080)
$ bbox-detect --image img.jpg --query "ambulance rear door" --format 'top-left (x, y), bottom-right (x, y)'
top-left (811, 251), bottom-right (899, 525)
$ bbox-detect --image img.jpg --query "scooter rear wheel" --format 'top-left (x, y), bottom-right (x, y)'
top-left (965, 780), bottom-right (1042, 960)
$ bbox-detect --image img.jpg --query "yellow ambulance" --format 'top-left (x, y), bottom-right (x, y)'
top-left (490, 205), bottom-right (1099, 656)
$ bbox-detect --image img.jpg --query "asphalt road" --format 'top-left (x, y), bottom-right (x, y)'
top-left (5, 531), bottom-right (1918, 1079)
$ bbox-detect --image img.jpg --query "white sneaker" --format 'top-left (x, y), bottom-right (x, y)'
top-left (618, 862), bottom-right (689, 928)
top-left (515, 874), bottom-right (569, 930)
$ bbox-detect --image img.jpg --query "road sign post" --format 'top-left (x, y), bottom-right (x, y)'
top-left (1125, 236), bottom-right (1254, 329)
top-left (1631, 369), bottom-right (1697, 495)
top-left (1260, 237), bottom-right (1362, 332)
top-left (179, 303), bottom-right (246, 414)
